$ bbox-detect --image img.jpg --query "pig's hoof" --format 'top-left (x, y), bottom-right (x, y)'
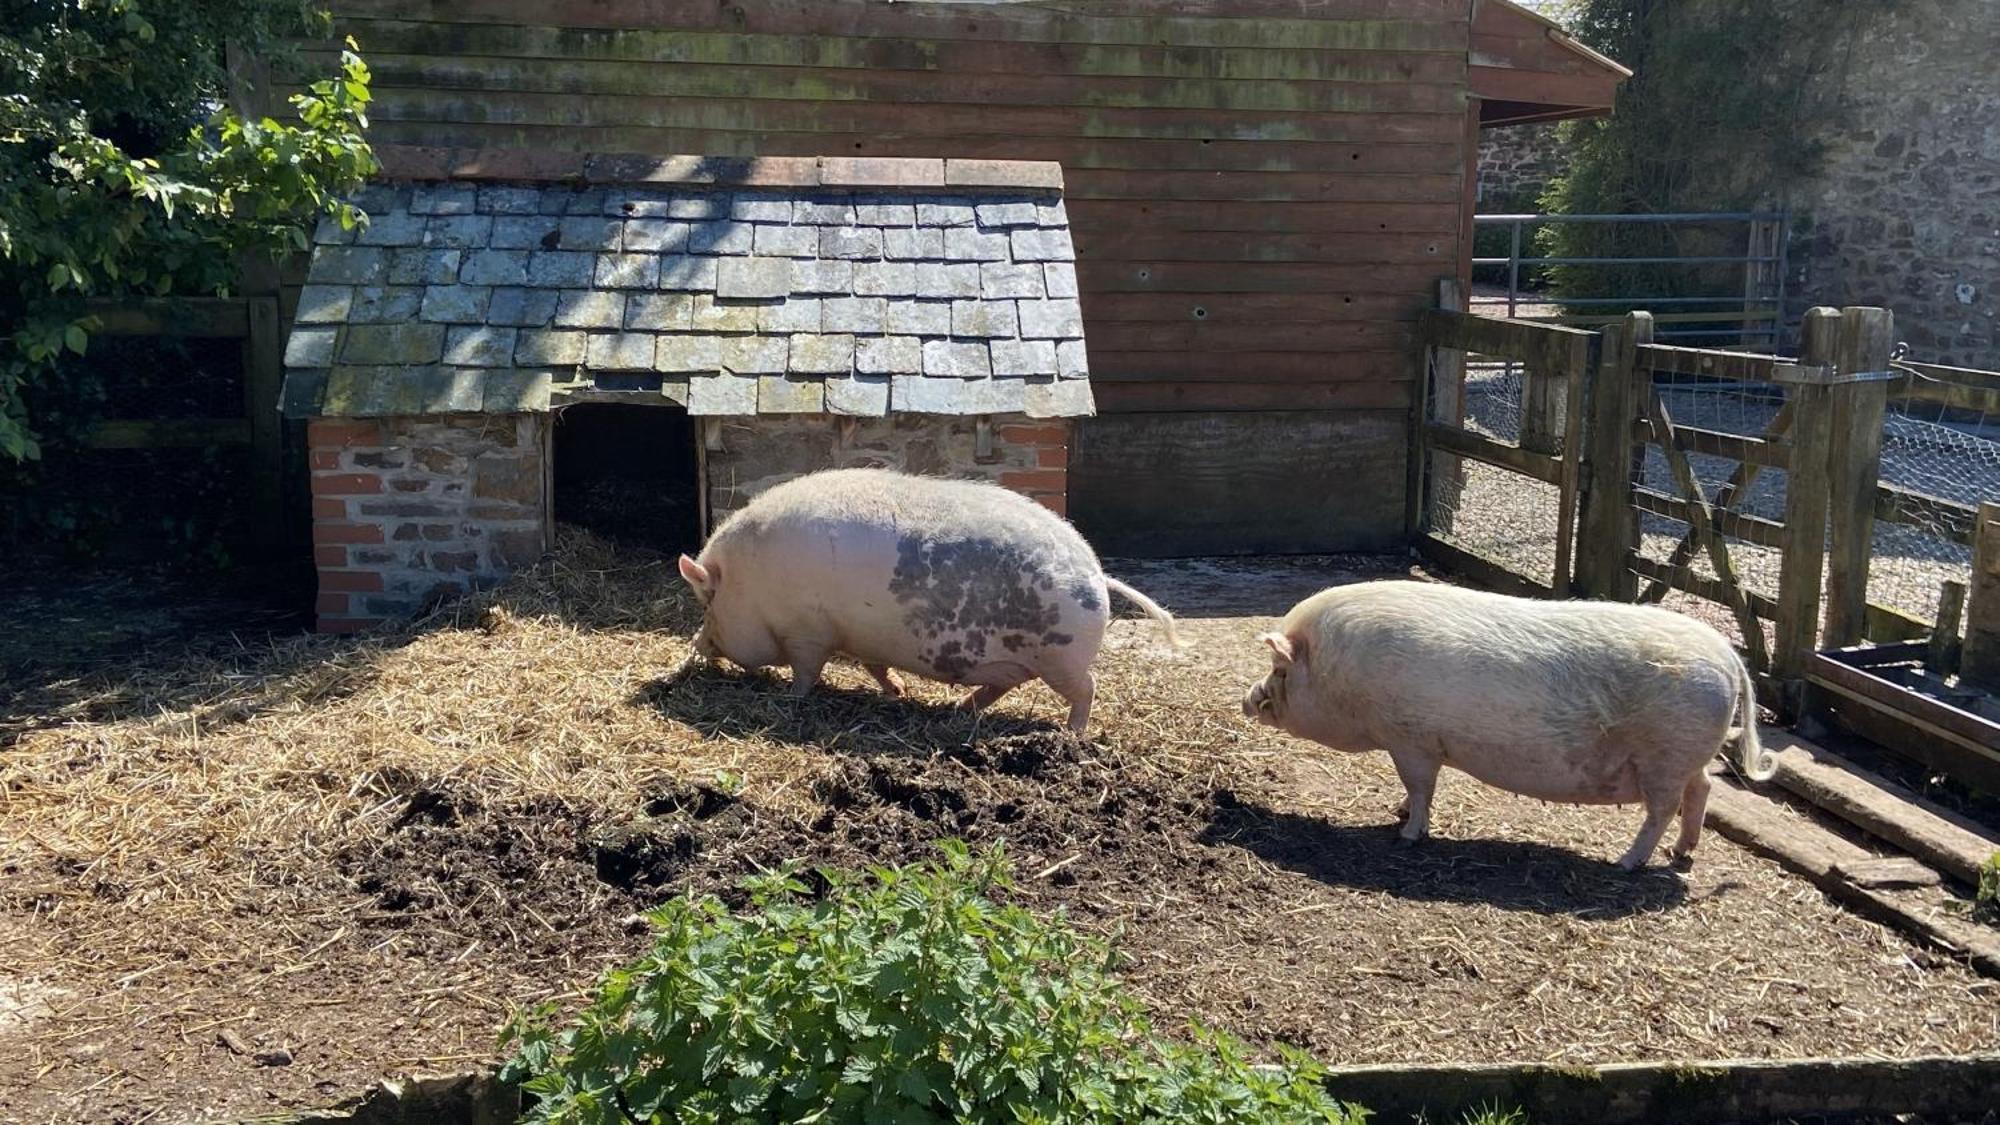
top-left (1668, 850), bottom-right (1696, 873)
top-left (1390, 831), bottom-right (1425, 849)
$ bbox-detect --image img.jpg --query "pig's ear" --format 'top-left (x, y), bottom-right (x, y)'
top-left (1260, 632), bottom-right (1298, 669)
top-left (677, 554), bottom-right (714, 596)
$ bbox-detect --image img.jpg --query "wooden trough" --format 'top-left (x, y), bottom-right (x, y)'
top-left (1807, 641), bottom-right (2000, 795)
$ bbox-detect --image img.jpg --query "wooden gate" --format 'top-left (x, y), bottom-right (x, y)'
top-left (1409, 281), bottom-right (1598, 596)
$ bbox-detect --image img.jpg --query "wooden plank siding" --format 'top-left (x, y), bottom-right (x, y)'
top-left (308, 0), bottom-right (1618, 553)
top-left (319, 0), bottom-right (1471, 411)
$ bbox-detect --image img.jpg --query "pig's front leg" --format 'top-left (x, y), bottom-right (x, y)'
top-left (1387, 750), bottom-right (1442, 844)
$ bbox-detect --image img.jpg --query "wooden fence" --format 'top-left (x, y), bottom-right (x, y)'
top-left (78, 294), bottom-right (286, 547)
top-left (1409, 297), bottom-right (1977, 716)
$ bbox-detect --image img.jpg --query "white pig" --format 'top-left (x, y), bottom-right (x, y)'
top-left (1241, 580), bottom-right (1774, 869)
top-left (677, 468), bottom-right (1184, 732)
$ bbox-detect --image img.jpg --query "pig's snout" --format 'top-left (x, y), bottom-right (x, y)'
top-left (1242, 678), bottom-right (1277, 725)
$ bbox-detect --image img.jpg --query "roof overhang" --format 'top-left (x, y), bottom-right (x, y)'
top-left (1470, 0), bottom-right (1631, 128)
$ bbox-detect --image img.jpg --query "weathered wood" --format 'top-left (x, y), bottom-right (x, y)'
top-left (1823, 307), bottom-right (1895, 649)
top-left (1093, 381), bottom-right (1411, 413)
top-left (1629, 417), bottom-right (1790, 469)
top-left (1704, 779), bottom-right (2000, 977)
top-left (81, 418), bottom-right (253, 450)
top-left (1417, 536), bottom-right (1555, 600)
top-left (1638, 386), bottom-right (1768, 669)
top-left (1895, 358), bottom-right (2000, 392)
top-left (1928, 580), bottom-right (1966, 674)
top-left (1070, 410), bottom-right (1407, 556)
top-left (1423, 422), bottom-right (1564, 485)
top-left (1806, 644), bottom-right (2000, 796)
top-left (1575, 314), bottom-right (1648, 601)
top-left (1773, 309), bottom-right (1841, 697)
top-left (1961, 502), bottom-right (2000, 694)
top-left (1418, 278), bottom-right (1467, 538)
top-left (1321, 1052), bottom-right (2000, 1125)
top-left (1628, 486), bottom-right (1786, 549)
top-left (1765, 730), bottom-right (2000, 887)
top-left (84, 297), bottom-right (251, 338)
top-left (1550, 330), bottom-right (1593, 595)
top-left (1627, 555), bottom-right (1781, 620)
top-left (245, 296), bottom-right (284, 551)
top-left (1633, 342), bottom-right (1792, 383)
top-left (1866, 600), bottom-right (1934, 643)
top-left (1415, 309), bottom-right (1595, 374)
top-left (1873, 481), bottom-right (1976, 544)
top-left (1893, 374), bottom-right (2000, 414)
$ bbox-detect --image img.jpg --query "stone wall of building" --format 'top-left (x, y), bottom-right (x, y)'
top-left (1792, 0), bottom-right (1997, 367)
top-left (1476, 123), bottom-right (1564, 209)
top-left (704, 413), bottom-right (1069, 527)
top-left (308, 415), bottom-right (550, 632)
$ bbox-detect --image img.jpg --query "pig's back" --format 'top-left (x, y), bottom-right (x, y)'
top-left (708, 470), bottom-right (1109, 681)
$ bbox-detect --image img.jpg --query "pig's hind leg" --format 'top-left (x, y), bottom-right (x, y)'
top-left (1388, 751), bottom-right (1441, 844)
top-left (1668, 770), bottom-right (1710, 868)
top-left (957, 663), bottom-right (1034, 714)
top-left (865, 664), bottom-right (907, 698)
top-left (786, 642), bottom-right (832, 698)
top-left (1615, 773), bottom-right (1688, 871)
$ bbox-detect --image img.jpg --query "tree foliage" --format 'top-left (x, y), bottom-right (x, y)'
top-left (0, 0), bottom-right (376, 460)
top-left (503, 842), bottom-right (1367, 1125)
top-left (1537, 0), bottom-right (1896, 302)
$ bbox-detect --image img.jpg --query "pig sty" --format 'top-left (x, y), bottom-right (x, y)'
top-left (678, 468), bottom-right (1184, 732)
top-left (1243, 580), bottom-right (1772, 870)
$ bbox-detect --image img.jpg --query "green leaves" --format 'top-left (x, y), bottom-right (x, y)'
top-left (0, 5), bottom-right (377, 460)
top-left (503, 844), bottom-right (1366, 1125)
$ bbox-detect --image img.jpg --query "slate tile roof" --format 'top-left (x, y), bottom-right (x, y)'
top-left (281, 154), bottom-right (1092, 420)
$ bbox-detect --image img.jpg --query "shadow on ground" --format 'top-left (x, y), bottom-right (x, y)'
top-left (1202, 795), bottom-right (1702, 918)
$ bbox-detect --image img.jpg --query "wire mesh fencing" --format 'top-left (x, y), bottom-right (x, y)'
top-left (1868, 381), bottom-right (1998, 629)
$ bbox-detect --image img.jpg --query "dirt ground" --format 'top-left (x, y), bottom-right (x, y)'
top-left (2, 539), bottom-right (1996, 1125)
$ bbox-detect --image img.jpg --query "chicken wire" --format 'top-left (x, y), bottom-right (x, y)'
top-left (1868, 387), bottom-right (1995, 627)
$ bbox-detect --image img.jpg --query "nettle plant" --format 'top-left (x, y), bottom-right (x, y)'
top-left (0, 0), bottom-right (378, 460)
top-left (502, 842), bottom-right (1365, 1125)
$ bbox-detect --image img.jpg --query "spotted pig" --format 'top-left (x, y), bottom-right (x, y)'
top-left (677, 468), bottom-right (1184, 732)
top-left (1241, 580), bottom-right (1774, 870)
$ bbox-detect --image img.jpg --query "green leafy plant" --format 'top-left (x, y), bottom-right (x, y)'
top-left (502, 841), bottom-right (1366, 1124)
top-left (0, 1), bottom-right (379, 461)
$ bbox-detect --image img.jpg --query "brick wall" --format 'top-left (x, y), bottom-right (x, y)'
top-left (703, 413), bottom-right (1070, 526)
top-left (308, 414), bottom-right (550, 632)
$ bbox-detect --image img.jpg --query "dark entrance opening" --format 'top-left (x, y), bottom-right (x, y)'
top-left (551, 403), bottom-right (702, 554)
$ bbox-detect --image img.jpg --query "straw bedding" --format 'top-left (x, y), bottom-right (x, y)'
top-left (1, 535), bottom-right (1994, 1124)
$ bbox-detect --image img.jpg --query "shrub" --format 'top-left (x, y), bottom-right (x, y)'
top-left (501, 841), bottom-right (1366, 1124)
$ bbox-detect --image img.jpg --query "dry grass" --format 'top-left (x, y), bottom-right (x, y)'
top-left (1, 534), bottom-right (1996, 1124)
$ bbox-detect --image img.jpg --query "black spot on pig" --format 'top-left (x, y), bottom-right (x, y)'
top-left (930, 639), bottom-right (976, 681)
top-left (889, 535), bottom-right (1083, 639)
top-left (1042, 631), bottom-right (1073, 647)
top-left (1001, 633), bottom-right (1028, 652)
top-left (1070, 582), bottom-right (1103, 613)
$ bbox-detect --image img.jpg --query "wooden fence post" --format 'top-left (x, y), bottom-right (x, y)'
top-left (1576, 311), bottom-right (1650, 601)
top-left (1551, 329), bottom-right (1595, 596)
top-left (1410, 278), bottom-right (1466, 538)
top-left (1773, 308), bottom-right (1842, 710)
top-left (1822, 306), bottom-right (1895, 649)
top-left (1959, 503), bottom-right (2000, 692)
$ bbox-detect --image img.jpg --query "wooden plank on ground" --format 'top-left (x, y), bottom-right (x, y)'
top-left (1765, 730), bottom-right (2000, 887)
top-left (1703, 777), bottom-right (2000, 977)
top-left (1320, 1053), bottom-right (2000, 1125)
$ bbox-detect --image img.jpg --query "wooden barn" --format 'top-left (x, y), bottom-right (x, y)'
top-left (281, 0), bottom-right (1625, 627)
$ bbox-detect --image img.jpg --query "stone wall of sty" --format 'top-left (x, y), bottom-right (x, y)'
top-left (1792, 0), bottom-right (1997, 368)
top-left (703, 414), bottom-right (1070, 528)
top-left (1476, 123), bottom-right (1564, 209)
top-left (308, 415), bottom-right (550, 632)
